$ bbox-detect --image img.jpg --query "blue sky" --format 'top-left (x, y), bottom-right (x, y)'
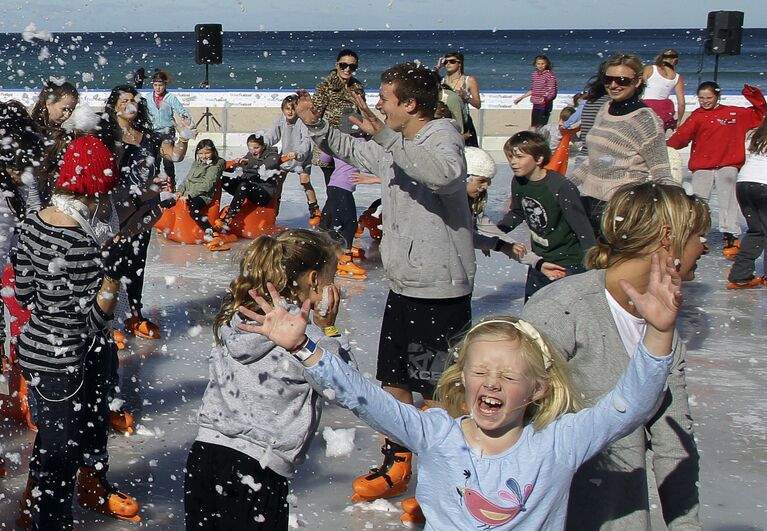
top-left (2, 0), bottom-right (766, 32)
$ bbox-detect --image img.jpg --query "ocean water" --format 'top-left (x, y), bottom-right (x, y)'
top-left (1, 28), bottom-right (766, 92)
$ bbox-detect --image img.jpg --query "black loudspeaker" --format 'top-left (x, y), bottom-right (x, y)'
top-left (704, 11), bottom-right (743, 56)
top-left (195, 24), bottom-right (223, 65)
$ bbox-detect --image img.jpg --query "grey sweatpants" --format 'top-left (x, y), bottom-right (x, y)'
top-left (692, 166), bottom-right (741, 236)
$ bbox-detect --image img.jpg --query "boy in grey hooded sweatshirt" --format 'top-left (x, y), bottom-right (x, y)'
top-left (294, 62), bottom-right (476, 503)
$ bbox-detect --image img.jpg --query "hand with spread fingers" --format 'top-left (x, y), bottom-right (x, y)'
top-left (294, 90), bottom-right (322, 126)
top-left (237, 282), bottom-right (311, 352)
top-left (349, 92), bottom-right (384, 137)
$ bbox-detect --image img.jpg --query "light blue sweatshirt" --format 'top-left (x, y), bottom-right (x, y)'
top-left (305, 341), bottom-right (672, 530)
top-left (144, 91), bottom-right (189, 133)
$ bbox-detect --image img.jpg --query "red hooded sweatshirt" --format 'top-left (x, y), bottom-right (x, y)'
top-left (667, 85), bottom-right (766, 171)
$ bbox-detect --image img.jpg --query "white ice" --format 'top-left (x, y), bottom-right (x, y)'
top-left (0, 148), bottom-right (765, 529)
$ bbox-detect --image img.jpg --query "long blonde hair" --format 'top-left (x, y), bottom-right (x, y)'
top-left (436, 316), bottom-right (580, 431)
top-left (213, 229), bottom-right (340, 343)
top-left (586, 181), bottom-right (711, 270)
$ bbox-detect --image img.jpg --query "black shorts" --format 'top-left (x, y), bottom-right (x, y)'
top-left (376, 290), bottom-right (472, 399)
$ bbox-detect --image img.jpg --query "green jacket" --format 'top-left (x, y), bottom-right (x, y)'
top-left (178, 159), bottom-right (224, 205)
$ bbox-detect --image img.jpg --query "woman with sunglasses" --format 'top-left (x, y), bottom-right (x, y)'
top-left (312, 49), bottom-right (365, 185)
top-left (571, 53), bottom-right (673, 235)
top-left (642, 49), bottom-right (686, 131)
top-left (437, 51), bottom-right (482, 146)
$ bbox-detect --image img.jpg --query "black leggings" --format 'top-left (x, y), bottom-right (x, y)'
top-left (187, 196), bottom-right (212, 232)
top-left (23, 336), bottom-right (112, 530)
top-left (123, 230), bottom-right (151, 315)
top-left (327, 186), bottom-right (358, 248)
top-left (184, 441), bottom-right (289, 530)
top-left (223, 178), bottom-right (274, 221)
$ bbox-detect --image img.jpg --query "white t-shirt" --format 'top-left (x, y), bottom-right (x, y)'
top-left (737, 145), bottom-right (767, 186)
top-left (606, 289), bottom-right (647, 358)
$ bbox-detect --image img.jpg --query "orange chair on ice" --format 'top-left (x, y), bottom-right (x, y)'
top-left (221, 196), bottom-right (281, 239)
top-left (0, 264), bottom-right (36, 431)
top-left (544, 128), bottom-right (575, 176)
top-left (155, 184), bottom-right (222, 244)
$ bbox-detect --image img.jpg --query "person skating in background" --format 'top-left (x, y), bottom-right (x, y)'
top-left (102, 84), bottom-right (197, 340)
top-left (31, 81), bottom-right (79, 207)
top-left (514, 55), bottom-right (558, 128)
top-left (295, 62), bottom-right (475, 521)
top-left (312, 49), bottom-right (365, 185)
top-left (562, 63), bottom-right (610, 174)
top-left (571, 53), bottom-right (672, 234)
top-left (145, 69), bottom-right (192, 190)
top-left (326, 109), bottom-right (369, 280)
top-left (642, 48), bottom-right (686, 131)
top-left (538, 105), bottom-right (576, 150)
top-left (667, 82), bottom-right (766, 258)
top-left (237, 252), bottom-right (685, 530)
top-left (184, 229), bottom-right (353, 531)
top-left (727, 117), bottom-right (767, 289)
top-left (216, 134), bottom-right (281, 230)
top-left (523, 181), bottom-right (709, 530)
top-left (173, 139), bottom-right (227, 251)
top-left (14, 136), bottom-right (139, 529)
top-left (436, 51), bottom-right (482, 146)
top-left (264, 95), bottom-right (320, 226)
top-left (463, 146), bottom-right (527, 262)
top-left (497, 131), bottom-right (595, 301)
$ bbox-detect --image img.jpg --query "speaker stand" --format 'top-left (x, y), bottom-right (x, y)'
top-left (713, 54), bottom-right (720, 83)
top-left (196, 64), bottom-right (221, 131)
top-left (196, 108), bottom-right (221, 131)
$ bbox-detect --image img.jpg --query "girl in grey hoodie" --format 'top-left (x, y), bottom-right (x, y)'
top-left (184, 229), bottom-right (353, 531)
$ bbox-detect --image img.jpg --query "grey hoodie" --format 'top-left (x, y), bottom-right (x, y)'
top-left (195, 312), bottom-right (352, 478)
top-left (308, 118), bottom-right (475, 299)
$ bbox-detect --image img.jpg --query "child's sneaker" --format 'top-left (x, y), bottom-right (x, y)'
top-left (722, 233), bottom-right (740, 260)
top-left (308, 203), bottom-right (321, 227)
top-left (727, 276), bottom-right (764, 289)
top-left (337, 253), bottom-right (367, 280)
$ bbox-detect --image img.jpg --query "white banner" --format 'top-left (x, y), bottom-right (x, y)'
top-left (0, 89), bottom-right (751, 110)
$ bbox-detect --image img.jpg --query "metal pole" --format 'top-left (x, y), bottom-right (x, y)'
top-left (713, 54), bottom-right (720, 83)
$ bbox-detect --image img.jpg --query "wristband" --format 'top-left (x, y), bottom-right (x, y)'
top-left (323, 325), bottom-right (340, 337)
top-left (292, 336), bottom-right (318, 362)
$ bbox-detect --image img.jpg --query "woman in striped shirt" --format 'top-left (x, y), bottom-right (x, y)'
top-left (14, 136), bottom-right (140, 530)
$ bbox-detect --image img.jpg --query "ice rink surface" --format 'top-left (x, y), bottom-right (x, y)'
top-left (1, 152), bottom-right (765, 530)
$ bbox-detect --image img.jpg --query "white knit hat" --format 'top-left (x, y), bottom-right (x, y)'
top-left (464, 147), bottom-right (496, 179)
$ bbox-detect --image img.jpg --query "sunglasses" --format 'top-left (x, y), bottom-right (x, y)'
top-left (602, 75), bottom-right (636, 87)
top-left (338, 62), bottom-right (358, 72)
top-left (662, 53), bottom-right (679, 59)
top-left (444, 59), bottom-right (460, 65)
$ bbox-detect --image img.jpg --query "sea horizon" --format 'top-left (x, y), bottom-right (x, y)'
top-left (2, 28), bottom-right (766, 92)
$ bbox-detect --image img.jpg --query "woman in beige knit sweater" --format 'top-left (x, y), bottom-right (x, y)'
top-left (571, 53), bottom-right (673, 235)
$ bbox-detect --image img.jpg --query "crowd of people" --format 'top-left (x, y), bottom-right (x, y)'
top-left (0, 44), bottom-right (765, 531)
